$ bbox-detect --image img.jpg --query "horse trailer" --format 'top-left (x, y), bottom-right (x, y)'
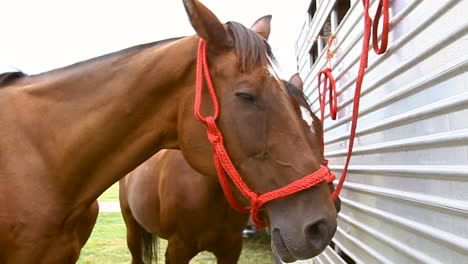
top-left (291, 0), bottom-right (468, 263)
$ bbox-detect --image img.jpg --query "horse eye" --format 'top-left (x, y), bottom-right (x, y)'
top-left (235, 92), bottom-right (256, 104)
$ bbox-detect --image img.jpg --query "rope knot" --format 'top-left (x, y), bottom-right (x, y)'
top-left (325, 34), bottom-right (336, 62)
top-left (205, 117), bottom-right (222, 145)
top-left (250, 199), bottom-right (267, 228)
top-left (208, 133), bottom-right (221, 145)
top-left (250, 196), bottom-right (261, 210)
top-left (325, 168), bottom-right (336, 183)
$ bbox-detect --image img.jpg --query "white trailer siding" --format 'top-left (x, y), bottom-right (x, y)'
top-left (293, 0), bottom-right (468, 263)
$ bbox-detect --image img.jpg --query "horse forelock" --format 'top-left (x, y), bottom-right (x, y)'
top-left (226, 21), bottom-right (277, 73)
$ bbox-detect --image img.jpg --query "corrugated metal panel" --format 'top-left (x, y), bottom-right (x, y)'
top-left (290, 0), bottom-right (468, 263)
top-left (314, 245), bottom-right (348, 264)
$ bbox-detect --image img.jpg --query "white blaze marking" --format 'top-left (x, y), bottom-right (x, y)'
top-left (300, 106), bottom-right (315, 134)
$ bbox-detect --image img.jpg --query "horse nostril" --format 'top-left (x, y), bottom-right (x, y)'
top-left (304, 218), bottom-right (328, 249)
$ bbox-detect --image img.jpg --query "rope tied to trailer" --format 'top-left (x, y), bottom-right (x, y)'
top-left (317, 0), bottom-right (390, 200)
top-left (318, 34), bottom-right (338, 123)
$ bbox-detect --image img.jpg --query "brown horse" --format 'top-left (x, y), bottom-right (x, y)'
top-left (0, 0), bottom-right (337, 263)
top-left (120, 72), bottom-right (338, 264)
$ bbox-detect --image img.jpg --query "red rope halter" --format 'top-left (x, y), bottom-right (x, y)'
top-left (194, 39), bottom-right (335, 228)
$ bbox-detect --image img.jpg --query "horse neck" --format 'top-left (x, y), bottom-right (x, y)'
top-left (13, 36), bottom-right (199, 205)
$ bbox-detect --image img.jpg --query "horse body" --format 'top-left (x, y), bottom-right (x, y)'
top-left (120, 150), bottom-right (248, 263)
top-left (0, 36), bottom-right (196, 263)
top-left (0, 1), bottom-right (337, 262)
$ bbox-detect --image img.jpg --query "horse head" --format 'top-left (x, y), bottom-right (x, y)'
top-left (178, 1), bottom-right (338, 261)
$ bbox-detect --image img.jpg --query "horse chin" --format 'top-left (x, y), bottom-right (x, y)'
top-left (271, 228), bottom-right (297, 263)
top-left (271, 226), bottom-right (331, 262)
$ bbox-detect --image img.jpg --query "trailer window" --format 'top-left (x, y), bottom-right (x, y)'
top-left (319, 15), bottom-right (332, 50)
top-left (308, 0), bottom-right (317, 23)
top-left (309, 42), bottom-right (319, 68)
top-left (336, 0), bottom-right (351, 25)
top-left (308, 0), bottom-right (351, 70)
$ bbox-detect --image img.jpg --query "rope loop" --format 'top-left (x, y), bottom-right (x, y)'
top-left (194, 39), bottom-right (219, 123)
top-left (318, 68), bottom-right (338, 122)
top-left (372, 0), bottom-right (390, 54)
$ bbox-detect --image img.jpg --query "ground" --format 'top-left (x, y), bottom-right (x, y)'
top-left (77, 184), bottom-right (275, 263)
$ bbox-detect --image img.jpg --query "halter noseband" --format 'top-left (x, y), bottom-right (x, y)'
top-left (194, 39), bottom-right (336, 228)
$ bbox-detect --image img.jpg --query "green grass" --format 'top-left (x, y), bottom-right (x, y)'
top-left (189, 230), bottom-right (274, 264)
top-left (77, 212), bottom-right (130, 264)
top-left (78, 212), bottom-right (275, 263)
top-left (98, 183), bottom-right (120, 202)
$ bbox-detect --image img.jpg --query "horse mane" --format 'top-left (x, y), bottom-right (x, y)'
top-left (0, 71), bottom-right (27, 88)
top-left (226, 21), bottom-right (276, 72)
top-left (48, 37), bottom-right (184, 75)
top-left (283, 80), bottom-right (310, 110)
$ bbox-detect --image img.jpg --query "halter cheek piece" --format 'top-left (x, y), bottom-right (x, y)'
top-left (194, 39), bottom-right (336, 228)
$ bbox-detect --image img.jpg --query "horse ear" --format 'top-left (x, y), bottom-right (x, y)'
top-left (289, 73), bottom-right (304, 91)
top-left (183, 0), bottom-right (233, 49)
top-left (250, 15), bottom-right (272, 40)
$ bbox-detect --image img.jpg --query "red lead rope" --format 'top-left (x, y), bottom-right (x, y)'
top-left (318, 35), bottom-right (338, 123)
top-left (325, 0), bottom-right (389, 200)
top-left (194, 39), bottom-right (335, 228)
top-left (318, 68), bottom-right (338, 123)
